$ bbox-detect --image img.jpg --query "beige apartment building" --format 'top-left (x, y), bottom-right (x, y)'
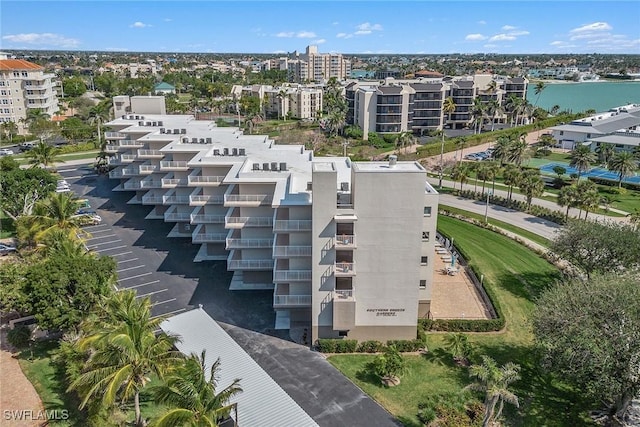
top-left (106, 96), bottom-right (438, 342)
top-left (0, 53), bottom-right (59, 134)
top-left (288, 45), bottom-right (351, 83)
top-left (232, 84), bottom-right (323, 120)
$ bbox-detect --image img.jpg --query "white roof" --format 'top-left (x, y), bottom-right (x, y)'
top-left (160, 308), bottom-right (319, 427)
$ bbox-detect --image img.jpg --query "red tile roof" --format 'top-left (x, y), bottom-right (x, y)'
top-left (0, 59), bottom-right (43, 71)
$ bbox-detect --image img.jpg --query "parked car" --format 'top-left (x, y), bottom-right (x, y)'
top-left (20, 142), bottom-right (35, 151)
top-left (57, 179), bottom-right (69, 187)
top-left (0, 148), bottom-right (14, 156)
top-left (0, 244), bottom-right (17, 256)
top-left (77, 199), bottom-right (91, 209)
top-left (55, 186), bottom-right (71, 193)
top-left (464, 153), bottom-right (481, 160)
top-left (72, 213), bottom-right (102, 225)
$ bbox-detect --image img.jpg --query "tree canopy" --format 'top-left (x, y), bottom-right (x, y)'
top-left (0, 167), bottom-right (58, 220)
top-left (532, 272), bottom-right (640, 420)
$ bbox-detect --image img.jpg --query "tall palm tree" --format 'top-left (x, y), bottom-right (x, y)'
top-left (31, 192), bottom-right (85, 242)
top-left (438, 97), bottom-right (457, 188)
top-left (575, 180), bottom-right (599, 220)
top-left (467, 355), bottom-right (520, 427)
top-left (569, 145), bottom-right (596, 179)
top-left (486, 100), bottom-right (502, 132)
top-left (471, 97), bottom-right (486, 134)
top-left (26, 141), bottom-right (63, 169)
top-left (450, 164), bottom-right (470, 191)
top-left (557, 184), bottom-right (579, 221)
top-left (395, 131), bottom-right (414, 155)
top-left (42, 230), bottom-right (94, 258)
top-left (476, 163), bottom-right (494, 194)
top-left (504, 94), bottom-right (522, 127)
top-left (517, 170), bottom-right (545, 210)
top-left (151, 350), bottom-right (242, 427)
top-left (492, 135), bottom-right (512, 166)
top-left (533, 81), bottom-right (547, 107)
top-left (507, 133), bottom-right (530, 167)
top-left (608, 151), bottom-right (638, 188)
top-left (595, 143), bottom-right (615, 166)
top-left (70, 291), bottom-right (184, 427)
top-left (502, 165), bottom-right (521, 202)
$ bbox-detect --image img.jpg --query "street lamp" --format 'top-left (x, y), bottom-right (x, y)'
top-left (484, 190), bottom-right (493, 223)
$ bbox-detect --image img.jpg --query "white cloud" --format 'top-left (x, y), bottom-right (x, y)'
top-left (550, 41), bottom-right (565, 46)
top-left (356, 22), bottom-right (383, 32)
top-left (502, 25), bottom-right (517, 31)
top-left (465, 33), bottom-right (487, 41)
top-left (483, 44), bottom-right (498, 48)
top-left (336, 33), bottom-right (347, 38)
top-left (354, 30), bottom-right (372, 35)
top-left (296, 31), bottom-right (317, 38)
top-left (570, 22), bottom-right (612, 33)
top-left (130, 21), bottom-right (151, 28)
top-left (164, 18), bottom-right (172, 22)
top-left (313, 38), bottom-right (326, 45)
top-left (509, 30), bottom-right (530, 36)
top-left (477, 20), bottom-right (487, 25)
top-left (332, 21), bottom-right (339, 26)
top-left (2, 32), bottom-right (80, 48)
top-left (276, 31), bottom-right (294, 38)
top-left (272, 50), bottom-right (287, 54)
top-left (489, 34), bottom-right (516, 42)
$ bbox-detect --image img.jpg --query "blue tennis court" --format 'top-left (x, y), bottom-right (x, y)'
top-left (540, 162), bottom-right (640, 184)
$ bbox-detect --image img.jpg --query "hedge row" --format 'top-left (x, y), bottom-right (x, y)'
top-left (56, 141), bottom-right (99, 154)
top-left (588, 176), bottom-right (640, 192)
top-left (316, 338), bottom-right (424, 353)
top-left (458, 189), bottom-right (567, 225)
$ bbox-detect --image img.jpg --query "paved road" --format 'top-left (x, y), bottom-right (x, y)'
top-left (58, 162), bottom-right (398, 427)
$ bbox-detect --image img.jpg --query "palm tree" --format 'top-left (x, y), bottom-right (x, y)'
top-left (451, 164), bottom-right (470, 191)
top-left (533, 81), bottom-right (547, 107)
top-left (26, 141), bottom-right (63, 169)
top-left (492, 136), bottom-right (512, 166)
top-left (504, 95), bottom-right (523, 127)
top-left (31, 192), bottom-right (86, 242)
top-left (608, 151), bottom-right (638, 188)
top-left (507, 133), bottom-right (530, 167)
top-left (151, 350), bottom-right (242, 427)
top-left (438, 97), bottom-right (457, 188)
top-left (502, 165), bottom-right (521, 202)
top-left (595, 143), bottom-right (615, 166)
top-left (471, 97), bottom-right (486, 134)
top-left (537, 134), bottom-right (556, 156)
top-left (0, 121), bottom-right (18, 144)
top-left (395, 131), bottom-right (414, 155)
top-left (549, 104), bottom-right (560, 116)
top-left (444, 333), bottom-right (472, 366)
top-left (476, 164), bottom-right (495, 194)
top-left (569, 145), bottom-right (596, 179)
top-left (486, 100), bottom-right (502, 132)
top-left (576, 180), bottom-right (599, 220)
top-left (42, 229), bottom-right (94, 258)
top-left (455, 137), bottom-right (467, 165)
top-left (276, 88), bottom-right (287, 121)
top-left (467, 355), bottom-right (520, 427)
top-left (70, 291), bottom-right (184, 427)
top-left (557, 184), bottom-right (579, 221)
top-left (517, 170), bottom-right (545, 210)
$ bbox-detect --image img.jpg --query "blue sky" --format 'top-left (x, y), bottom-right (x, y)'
top-left (1, 1), bottom-right (639, 54)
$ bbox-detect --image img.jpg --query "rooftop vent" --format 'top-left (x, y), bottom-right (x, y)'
top-left (135, 115), bottom-right (140, 120)
top-left (213, 149), bottom-right (220, 155)
top-left (263, 162), bottom-right (270, 171)
top-left (181, 129), bottom-right (187, 134)
top-left (192, 138), bottom-right (198, 143)
top-left (306, 181), bottom-right (313, 191)
top-left (223, 148), bottom-right (229, 156)
top-left (138, 121), bottom-right (144, 126)
top-left (340, 182), bottom-right (350, 192)
top-left (239, 148), bottom-right (246, 156)
top-left (160, 128), bottom-right (165, 134)
top-left (182, 138), bottom-right (189, 143)
top-left (232, 148), bottom-right (238, 156)
top-left (199, 138), bottom-right (205, 144)
top-left (206, 137), bottom-right (212, 144)
top-left (271, 162), bottom-right (278, 171)
top-left (173, 129), bottom-right (180, 134)
top-left (157, 121), bottom-right (163, 126)
top-left (252, 163), bottom-right (260, 171)
top-left (279, 162), bottom-right (287, 171)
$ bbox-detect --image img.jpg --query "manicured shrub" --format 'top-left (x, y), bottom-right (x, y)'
top-left (316, 338), bottom-right (357, 353)
top-left (316, 338), bottom-right (337, 353)
top-left (357, 340), bottom-right (385, 353)
top-left (334, 339), bottom-right (358, 353)
top-left (386, 339), bottom-right (424, 352)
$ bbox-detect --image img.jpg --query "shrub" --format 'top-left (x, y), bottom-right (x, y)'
top-left (7, 325), bottom-right (31, 348)
top-left (334, 339), bottom-right (358, 353)
top-left (372, 345), bottom-right (406, 379)
top-left (386, 339), bottom-right (424, 352)
top-left (357, 340), bottom-right (385, 353)
top-left (316, 338), bottom-right (357, 353)
top-left (316, 338), bottom-right (337, 353)
top-left (417, 391), bottom-right (483, 426)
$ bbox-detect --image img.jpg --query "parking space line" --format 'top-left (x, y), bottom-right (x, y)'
top-left (117, 258), bottom-right (139, 264)
top-left (151, 298), bottom-right (177, 307)
top-left (87, 239), bottom-right (122, 248)
top-left (151, 308), bottom-right (186, 319)
top-left (117, 265), bottom-right (145, 273)
top-left (86, 233), bottom-right (118, 240)
top-left (118, 272), bottom-right (152, 282)
top-left (136, 289), bottom-right (168, 298)
top-left (64, 175), bottom-right (84, 179)
top-left (83, 223), bottom-right (109, 229)
top-left (84, 229), bottom-right (113, 235)
top-left (95, 245), bottom-right (127, 253)
top-left (109, 251), bottom-right (133, 257)
top-left (121, 280), bottom-right (160, 290)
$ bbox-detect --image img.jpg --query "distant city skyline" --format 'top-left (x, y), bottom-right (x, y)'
top-left (1, 1), bottom-right (639, 55)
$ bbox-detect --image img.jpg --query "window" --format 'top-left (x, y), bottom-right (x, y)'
top-left (338, 331), bottom-right (348, 337)
top-left (419, 280), bottom-right (427, 289)
top-left (422, 231), bottom-right (430, 241)
top-left (421, 256), bottom-right (428, 265)
top-left (423, 206), bottom-right (432, 216)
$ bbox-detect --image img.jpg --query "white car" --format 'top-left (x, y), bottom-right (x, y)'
top-left (0, 244), bottom-right (17, 256)
top-left (0, 148), bottom-right (14, 156)
top-left (57, 179), bottom-right (69, 187)
top-left (55, 186), bottom-right (71, 193)
top-left (72, 213), bottom-right (102, 225)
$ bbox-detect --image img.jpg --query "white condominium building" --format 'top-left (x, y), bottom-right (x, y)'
top-left (288, 45), bottom-right (351, 83)
top-left (0, 53), bottom-right (59, 134)
top-left (106, 96), bottom-right (438, 342)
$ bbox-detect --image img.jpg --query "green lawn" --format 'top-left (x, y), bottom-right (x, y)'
top-left (18, 340), bottom-right (167, 426)
top-left (329, 217), bottom-right (595, 426)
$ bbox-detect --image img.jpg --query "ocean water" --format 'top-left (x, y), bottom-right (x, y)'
top-left (526, 81), bottom-right (640, 113)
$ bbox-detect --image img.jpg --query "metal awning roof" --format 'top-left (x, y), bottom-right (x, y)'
top-left (161, 308), bottom-right (318, 427)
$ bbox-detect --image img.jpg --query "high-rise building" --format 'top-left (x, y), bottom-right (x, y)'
top-left (105, 96), bottom-right (438, 342)
top-left (288, 45), bottom-right (351, 83)
top-left (0, 53), bottom-right (59, 134)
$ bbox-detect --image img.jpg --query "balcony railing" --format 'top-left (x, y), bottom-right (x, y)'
top-left (105, 131), bottom-right (127, 139)
top-left (123, 181), bottom-right (142, 190)
top-left (190, 213), bottom-right (225, 224)
top-left (187, 175), bottom-right (225, 185)
top-left (108, 169), bottom-right (123, 178)
top-left (138, 165), bottom-right (158, 174)
top-left (120, 154), bottom-right (137, 163)
top-left (121, 167), bottom-right (139, 176)
top-left (225, 238), bottom-right (273, 249)
top-left (273, 270), bottom-right (312, 282)
top-left (273, 220), bottom-right (312, 232)
top-left (273, 294), bottom-right (312, 307)
top-left (334, 262), bottom-right (356, 276)
top-left (227, 260), bottom-right (273, 270)
top-left (189, 194), bottom-right (224, 205)
top-left (160, 161), bottom-right (189, 170)
top-left (335, 234), bottom-right (356, 248)
top-left (164, 212), bottom-right (191, 222)
top-left (104, 145), bottom-right (119, 153)
top-left (334, 289), bottom-right (354, 300)
top-left (137, 149), bottom-right (164, 158)
top-left (142, 195), bottom-right (164, 205)
top-left (140, 180), bottom-right (162, 189)
top-left (223, 194), bottom-right (272, 206)
top-left (273, 246), bottom-right (312, 257)
top-left (225, 217), bottom-right (274, 228)
top-left (162, 195), bottom-right (190, 204)
top-left (161, 178), bottom-right (188, 187)
top-left (119, 140), bottom-right (144, 147)
top-left (192, 233), bottom-right (227, 243)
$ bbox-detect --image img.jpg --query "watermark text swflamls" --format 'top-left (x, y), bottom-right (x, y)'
top-left (3, 409), bottom-right (69, 421)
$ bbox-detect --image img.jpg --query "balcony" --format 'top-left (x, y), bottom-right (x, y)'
top-left (25, 93), bottom-right (51, 100)
top-left (138, 164), bottom-right (158, 174)
top-left (225, 217), bottom-right (274, 229)
top-left (109, 169), bottom-right (124, 178)
top-left (335, 234), bottom-right (356, 249)
top-left (190, 213), bottom-right (225, 224)
top-left (335, 262), bottom-right (356, 276)
top-left (189, 194), bottom-right (224, 206)
top-left (164, 212), bottom-right (191, 222)
top-left (119, 140), bottom-right (144, 148)
top-left (123, 180), bottom-right (142, 190)
top-left (141, 194), bottom-right (164, 205)
top-left (227, 259), bottom-right (273, 270)
top-left (120, 154), bottom-right (137, 163)
top-left (223, 194), bottom-right (272, 207)
top-left (161, 178), bottom-right (188, 188)
top-left (225, 238), bottom-right (273, 249)
top-left (187, 175), bottom-right (226, 186)
top-left (192, 233), bottom-right (227, 243)
top-left (272, 246), bottom-right (312, 258)
top-left (160, 161), bottom-right (189, 171)
top-left (333, 290), bottom-right (356, 330)
top-left (273, 270), bottom-right (312, 282)
top-left (273, 294), bottom-right (312, 308)
top-left (140, 179), bottom-right (163, 189)
top-left (121, 166), bottom-right (139, 176)
top-left (272, 220), bottom-right (312, 232)
top-left (104, 144), bottom-right (120, 153)
top-left (137, 149), bottom-right (164, 159)
top-left (162, 195), bottom-right (190, 205)
top-left (105, 132), bottom-right (127, 139)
